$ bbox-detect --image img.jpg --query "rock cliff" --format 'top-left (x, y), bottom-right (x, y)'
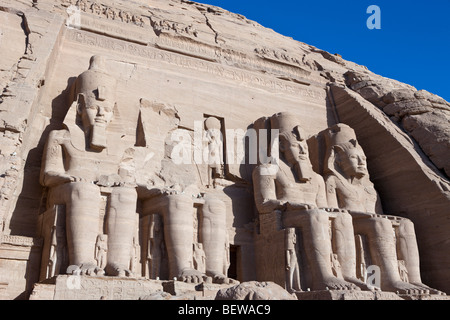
top-left (0, 0), bottom-right (448, 299)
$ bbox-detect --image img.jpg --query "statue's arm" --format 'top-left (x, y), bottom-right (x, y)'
top-left (252, 166), bottom-right (286, 214)
top-left (374, 192), bottom-right (384, 215)
top-left (40, 130), bottom-right (74, 187)
top-left (316, 175), bottom-right (329, 208)
top-left (324, 175), bottom-right (339, 209)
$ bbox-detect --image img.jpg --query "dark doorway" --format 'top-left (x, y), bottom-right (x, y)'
top-left (228, 245), bottom-right (240, 280)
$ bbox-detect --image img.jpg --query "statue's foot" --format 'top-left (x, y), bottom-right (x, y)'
top-left (411, 282), bottom-right (446, 295)
top-left (66, 263), bottom-right (103, 276)
top-left (115, 269), bottom-right (133, 278)
top-left (345, 276), bottom-right (380, 291)
top-left (315, 276), bottom-right (360, 291)
top-left (105, 263), bottom-right (133, 277)
top-left (384, 281), bottom-right (428, 295)
top-left (179, 269), bottom-right (210, 284)
top-left (209, 272), bottom-right (239, 285)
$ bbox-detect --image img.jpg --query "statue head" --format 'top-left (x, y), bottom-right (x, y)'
top-left (334, 141), bottom-right (367, 179)
top-left (75, 55), bottom-right (117, 150)
top-left (270, 112), bottom-right (314, 182)
top-left (204, 116), bottom-right (221, 133)
top-left (270, 112), bottom-right (310, 165)
top-left (324, 124), bottom-right (368, 180)
top-left (77, 92), bottom-right (115, 130)
top-left (97, 234), bottom-right (107, 243)
top-left (204, 116), bottom-right (222, 147)
top-left (88, 55), bottom-right (106, 71)
top-left (279, 126), bottom-right (310, 165)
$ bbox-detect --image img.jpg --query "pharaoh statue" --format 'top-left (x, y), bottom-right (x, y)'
top-left (133, 108), bottom-right (233, 284)
top-left (322, 123), bottom-right (445, 295)
top-left (40, 55), bottom-right (137, 277)
top-left (40, 55), bottom-right (235, 284)
top-left (252, 112), bottom-right (363, 291)
top-left (137, 180), bottom-right (234, 284)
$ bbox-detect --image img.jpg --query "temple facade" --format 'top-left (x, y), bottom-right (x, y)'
top-left (0, 0), bottom-right (449, 300)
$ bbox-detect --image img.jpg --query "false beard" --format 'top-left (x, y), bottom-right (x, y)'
top-left (293, 160), bottom-right (313, 183)
top-left (90, 124), bottom-right (107, 151)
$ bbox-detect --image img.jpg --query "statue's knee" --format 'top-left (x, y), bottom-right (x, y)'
top-left (111, 187), bottom-right (137, 205)
top-left (335, 210), bottom-right (352, 227)
top-left (142, 193), bottom-right (189, 216)
top-left (370, 216), bottom-right (393, 235)
top-left (283, 208), bottom-right (327, 228)
top-left (165, 193), bottom-right (193, 210)
top-left (308, 209), bottom-right (328, 225)
top-left (203, 196), bottom-right (226, 214)
top-left (68, 182), bottom-right (99, 202)
top-left (398, 218), bottom-right (416, 235)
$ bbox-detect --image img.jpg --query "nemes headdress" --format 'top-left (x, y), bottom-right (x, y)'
top-left (270, 112), bottom-right (306, 141)
top-left (324, 123), bottom-right (358, 149)
top-left (323, 123), bottom-right (362, 175)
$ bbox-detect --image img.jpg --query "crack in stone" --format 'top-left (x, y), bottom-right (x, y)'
top-left (194, 6), bottom-right (219, 45)
top-left (203, 13), bottom-right (218, 44)
top-left (0, 6), bottom-right (32, 54)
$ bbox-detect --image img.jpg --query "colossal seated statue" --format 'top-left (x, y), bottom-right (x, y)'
top-left (40, 56), bottom-right (235, 285)
top-left (252, 112), bottom-right (362, 291)
top-left (40, 55), bottom-right (137, 277)
top-left (322, 123), bottom-right (444, 295)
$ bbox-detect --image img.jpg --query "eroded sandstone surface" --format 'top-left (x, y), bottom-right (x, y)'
top-left (0, 0), bottom-right (448, 300)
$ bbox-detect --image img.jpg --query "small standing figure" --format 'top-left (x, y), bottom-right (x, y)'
top-left (204, 117), bottom-right (224, 188)
top-left (129, 237), bottom-right (139, 276)
top-left (331, 253), bottom-right (343, 279)
top-left (47, 225), bottom-right (66, 278)
top-left (147, 214), bottom-right (163, 279)
top-left (193, 243), bottom-right (206, 274)
top-left (398, 260), bottom-right (409, 283)
top-left (95, 234), bottom-right (108, 270)
top-left (285, 228), bottom-right (302, 293)
top-left (47, 226), bottom-right (58, 278)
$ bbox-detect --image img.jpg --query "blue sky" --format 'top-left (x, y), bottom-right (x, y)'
top-left (201, 0), bottom-right (450, 102)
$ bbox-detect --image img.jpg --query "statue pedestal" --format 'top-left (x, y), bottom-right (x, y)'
top-left (29, 275), bottom-right (236, 300)
top-left (295, 289), bottom-right (402, 300)
top-left (398, 293), bottom-right (450, 300)
top-left (295, 289), bottom-right (449, 300)
top-left (162, 281), bottom-right (237, 300)
top-left (30, 275), bottom-right (164, 300)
